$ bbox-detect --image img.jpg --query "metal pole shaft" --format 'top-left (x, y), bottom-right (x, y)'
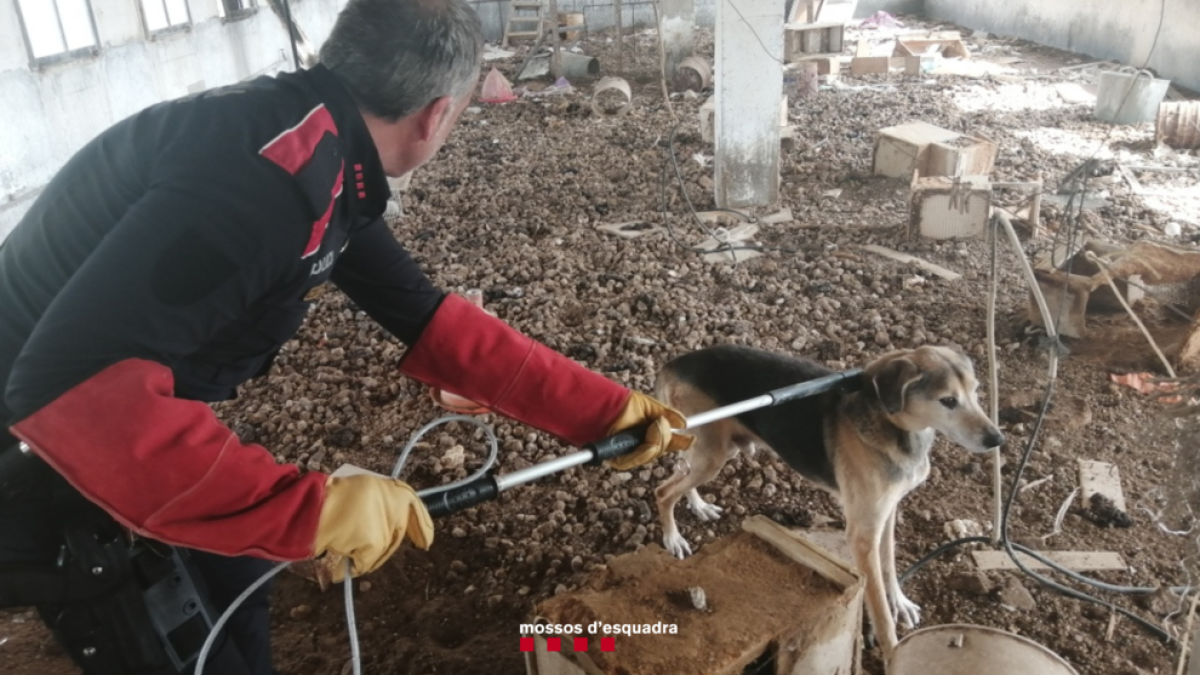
top-left (495, 451), bottom-right (593, 491)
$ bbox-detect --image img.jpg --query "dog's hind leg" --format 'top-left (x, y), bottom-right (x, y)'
top-left (685, 488), bottom-right (723, 522)
top-left (882, 507), bottom-right (921, 629)
top-left (684, 433), bottom-right (757, 521)
top-left (655, 422), bottom-right (734, 558)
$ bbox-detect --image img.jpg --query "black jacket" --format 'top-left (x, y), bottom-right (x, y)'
top-left (0, 64), bottom-right (443, 436)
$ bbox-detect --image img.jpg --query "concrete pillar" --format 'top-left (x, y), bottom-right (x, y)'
top-left (714, 0), bottom-right (782, 209)
top-left (660, 0), bottom-right (695, 80)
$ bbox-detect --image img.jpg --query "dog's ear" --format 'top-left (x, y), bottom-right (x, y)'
top-left (871, 357), bottom-right (922, 415)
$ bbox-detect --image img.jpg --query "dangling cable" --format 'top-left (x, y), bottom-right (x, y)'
top-left (196, 414), bottom-right (501, 674)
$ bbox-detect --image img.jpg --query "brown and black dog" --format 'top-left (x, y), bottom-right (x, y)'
top-left (653, 344), bottom-right (1004, 658)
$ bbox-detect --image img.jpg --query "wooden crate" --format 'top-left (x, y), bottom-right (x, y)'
top-left (784, 22), bottom-right (845, 62)
top-left (525, 517), bottom-right (863, 675)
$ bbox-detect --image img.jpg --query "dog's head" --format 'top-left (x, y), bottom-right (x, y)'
top-left (864, 346), bottom-right (1004, 454)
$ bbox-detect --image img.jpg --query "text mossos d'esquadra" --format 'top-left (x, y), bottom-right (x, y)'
top-left (520, 622), bottom-right (679, 636)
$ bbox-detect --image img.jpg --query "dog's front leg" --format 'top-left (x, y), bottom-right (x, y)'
top-left (882, 507), bottom-right (921, 629)
top-left (848, 508), bottom-right (899, 661)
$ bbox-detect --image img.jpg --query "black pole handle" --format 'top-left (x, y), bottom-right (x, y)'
top-left (583, 423), bottom-right (650, 466)
top-left (421, 475), bottom-right (500, 518)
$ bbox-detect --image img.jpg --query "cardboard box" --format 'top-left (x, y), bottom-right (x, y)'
top-left (874, 121), bottom-right (996, 178)
top-left (525, 517), bottom-right (863, 675)
top-left (894, 34), bottom-right (970, 59)
top-left (873, 121), bottom-right (960, 178)
top-left (927, 136), bottom-right (998, 177)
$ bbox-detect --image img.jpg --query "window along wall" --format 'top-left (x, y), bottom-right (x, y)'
top-left (0, 0), bottom-right (348, 242)
top-left (14, 0), bottom-right (100, 66)
top-left (141, 0), bottom-right (193, 35)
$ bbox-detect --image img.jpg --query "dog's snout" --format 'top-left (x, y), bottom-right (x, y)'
top-left (983, 429), bottom-right (1005, 449)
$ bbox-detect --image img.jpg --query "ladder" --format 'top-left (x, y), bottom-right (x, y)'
top-left (502, 0), bottom-right (545, 48)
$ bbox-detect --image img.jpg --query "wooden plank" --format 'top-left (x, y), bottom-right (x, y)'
top-left (793, 529), bottom-right (853, 570)
top-left (742, 516), bottom-right (859, 589)
top-left (860, 244), bottom-right (962, 281)
top-left (972, 550), bottom-right (1127, 572)
top-left (1079, 460), bottom-right (1127, 513)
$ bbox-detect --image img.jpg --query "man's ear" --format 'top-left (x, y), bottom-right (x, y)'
top-left (414, 96), bottom-right (454, 142)
top-left (871, 357), bottom-right (921, 415)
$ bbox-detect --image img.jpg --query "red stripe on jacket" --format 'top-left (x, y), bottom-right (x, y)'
top-left (259, 104), bottom-right (342, 259)
top-left (301, 181), bottom-right (343, 259)
top-left (259, 104), bottom-right (337, 175)
top-left (10, 359), bottom-right (327, 560)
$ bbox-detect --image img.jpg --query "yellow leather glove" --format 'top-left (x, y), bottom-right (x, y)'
top-left (604, 391), bottom-right (695, 471)
top-left (313, 474), bottom-right (434, 581)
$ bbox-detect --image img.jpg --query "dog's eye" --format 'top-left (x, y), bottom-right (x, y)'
top-left (940, 397), bottom-right (959, 409)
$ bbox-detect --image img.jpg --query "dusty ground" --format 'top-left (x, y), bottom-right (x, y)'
top-left (5, 14), bottom-right (1200, 675)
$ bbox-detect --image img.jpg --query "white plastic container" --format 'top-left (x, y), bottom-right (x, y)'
top-left (1095, 67), bottom-right (1170, 125)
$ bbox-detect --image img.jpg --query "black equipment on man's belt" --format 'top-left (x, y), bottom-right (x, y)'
top-left (0, 443), bottom-right (218, 674)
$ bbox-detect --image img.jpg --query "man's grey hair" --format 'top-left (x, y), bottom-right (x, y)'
top-left (319, 0), bottom-right (483, 121)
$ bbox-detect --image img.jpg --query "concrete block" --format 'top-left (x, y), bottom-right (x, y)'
top-left (909, 174), bottom-right (992, 239)
top-left (907, 172), bottom-right (993, 239)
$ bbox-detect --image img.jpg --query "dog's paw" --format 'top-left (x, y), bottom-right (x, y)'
top-left (689, 501), bottom-right (723, 522)
top-left (663, 532), bottom-right (693, 559)
top-left (892, 593), bottom-right (922, 629)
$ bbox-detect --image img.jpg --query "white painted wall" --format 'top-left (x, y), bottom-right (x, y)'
top-left (925, 0), bottom-right (1200, 92)
top-left (0, 0), bottom-right (347, 242)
